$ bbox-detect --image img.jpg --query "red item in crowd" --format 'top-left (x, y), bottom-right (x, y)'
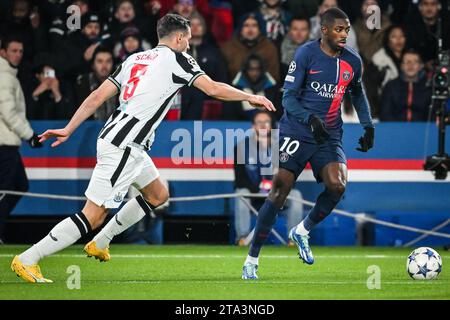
top-left (210, 5), bottom-right (233, 44)
top-left (156, 0), bottom-right (210, 19)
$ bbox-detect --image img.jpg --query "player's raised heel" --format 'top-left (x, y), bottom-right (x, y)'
top-left (84, 241), bottom-right (110, 262)
top-left (242, 263), bottom-right (258, 280)
top-left (11, 255), bottom-right (53, 283)
top-left (289, 227), bottom-right (315, 265)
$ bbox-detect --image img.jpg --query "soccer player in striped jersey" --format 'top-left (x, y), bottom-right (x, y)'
top-left (11, 14), bottom-right (275, 283)
top-left (242, 8), bottom-right (375, 280)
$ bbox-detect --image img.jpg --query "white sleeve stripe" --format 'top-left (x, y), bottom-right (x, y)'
top-left (188, 72), bottom-right (206, 87)
top-left (107, 77), bottom-right (120, 90)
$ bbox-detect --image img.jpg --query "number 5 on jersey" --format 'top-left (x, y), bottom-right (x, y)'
top-left (123, 64), bottom-right (149, 101)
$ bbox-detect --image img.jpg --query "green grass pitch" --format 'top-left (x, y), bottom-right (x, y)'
top-left (0, 245), bottom-right (449, 300)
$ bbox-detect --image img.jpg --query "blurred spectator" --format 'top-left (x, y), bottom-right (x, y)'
top-left (371, 25), bottom-right (406, 88)
top-left (223, 54), bottom-right (281, 120)
top-left (115, 26), bottom-right (144, 62)
top-left (28, 55), bottom-right (75, 120)
top-left (309, 0), bottom-right (359, 51)
top-left (110, 0), bottom-right (154, 48)
top-left (405, 0), bottom-right (449, 72)
top-left (180, 12), bottom-right (228, 120)
top-left (367, 25), bottom-right (407, 115)
top-left (0, 36), bottom-right (42, 243)
top-left (63, 12), bottom-right (110, 79)
top-left (256, 0), bottom-right (292, 48)
top-left (380, 49), bottom-right (431, 122)
top-left (233, 110), bottom-right (303, 245)
top-left (353, 0), bottom-right (391, 63)
top-left (172, 0), bottom-right (196, 17)
top-left (221, 12), bottom-right (280, 82)
top-left (281, 15), bottom-right (310, 73)
top-left (285, 0), bottom-right (321, 19)
top-left (75, 46), bottom-right (118, 120)
top-left (0, 0), bottom-right (47, 64)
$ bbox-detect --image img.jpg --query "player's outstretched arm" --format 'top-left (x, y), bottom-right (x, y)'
top-left (39, 80), bottom-right (118, 147)
top-left (193, 74), bottom-right (276, 112)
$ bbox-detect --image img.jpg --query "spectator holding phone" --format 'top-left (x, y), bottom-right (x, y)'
top-left (28, 53), bottom-right (75, 120)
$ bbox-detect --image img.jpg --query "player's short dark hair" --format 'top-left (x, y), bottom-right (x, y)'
top-left (0, 35), bottom-right (23, 50)
top-left (157, 13), bottom-right (190, 40)
top-left (320, 7), bottom-right (349, 27)
top-left (290, 14), bottom-right (311, 29)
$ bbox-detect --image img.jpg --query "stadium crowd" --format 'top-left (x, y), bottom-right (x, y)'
top-left (0, 0), bottom-right (448, 123)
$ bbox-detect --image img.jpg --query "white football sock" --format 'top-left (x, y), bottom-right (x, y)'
top-left (93, 196), bottom-right (153, 249)
top-left (295, 220), bottom-right (309, 236)
top-left (19, 212), bottom-right (91, 265)
top-left (245, 255), bottom-right (259, 265)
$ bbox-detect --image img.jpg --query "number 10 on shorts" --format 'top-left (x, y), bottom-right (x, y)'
top-left (280, 137), bottom-right (300, 155)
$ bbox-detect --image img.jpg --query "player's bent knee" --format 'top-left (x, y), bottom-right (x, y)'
top-left (327, 182), bottom-right (346, 197)
top-left (154, 191), bottom-right (169, 207)
top-left (141, 189), bottom-right (169, 209)
top-left (269, 186), bottom-right (291, 208)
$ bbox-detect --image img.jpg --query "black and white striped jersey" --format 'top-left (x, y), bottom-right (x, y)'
top-left (99, 45), bottom-right (205, 150)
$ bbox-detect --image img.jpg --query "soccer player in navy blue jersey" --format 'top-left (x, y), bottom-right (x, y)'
top-left (242, 7), bottom-right (375, 279)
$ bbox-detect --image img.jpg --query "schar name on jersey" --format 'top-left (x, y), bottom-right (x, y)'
top-left (135, 52), bottom-right (158, 61)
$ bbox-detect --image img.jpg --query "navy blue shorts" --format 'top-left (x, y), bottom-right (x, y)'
top-left (278, 135), bottom-right (347, 183)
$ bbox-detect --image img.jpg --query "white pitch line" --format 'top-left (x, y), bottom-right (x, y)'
top-left (0, 280), bottom-right (449, 285)
top-left (0, 254), bottom-right (448, 259)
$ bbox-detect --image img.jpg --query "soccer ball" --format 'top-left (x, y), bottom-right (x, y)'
top-left (407, 247), bottom-right (442, 280)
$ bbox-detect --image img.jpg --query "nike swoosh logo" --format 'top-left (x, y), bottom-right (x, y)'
top-left (49, 232), bottom-right (58, 241)
top-left (115, 214), bottom-right (122, 226)
top-left (309, 70), bottom-right (322, 74)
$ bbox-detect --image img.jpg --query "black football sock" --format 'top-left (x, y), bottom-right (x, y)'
top-left (248, 199), bottom-right (280, 259)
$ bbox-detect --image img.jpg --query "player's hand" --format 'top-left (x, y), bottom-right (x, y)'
top-left (308, 115), bottom-right (329, 144)
top-left (38, 128), bottom-right (71, 148)
top-left (356, 127), bottom-right (374, 152)
top-left (248, 95), bottom-right (276, 112)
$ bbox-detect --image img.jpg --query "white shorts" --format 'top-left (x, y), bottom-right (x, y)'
top-left (85, 139), bottom-right (160, 208)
